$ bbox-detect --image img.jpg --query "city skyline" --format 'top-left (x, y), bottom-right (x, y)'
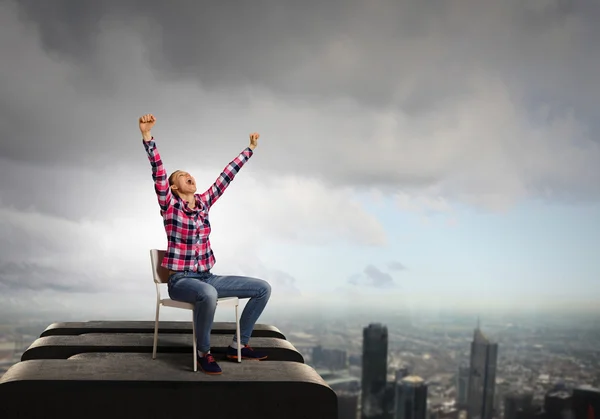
top-left (2, 308), bottom-right (599, 418)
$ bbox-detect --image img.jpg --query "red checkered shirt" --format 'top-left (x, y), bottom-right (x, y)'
top-left (143, 137), bottom-right (253, 272)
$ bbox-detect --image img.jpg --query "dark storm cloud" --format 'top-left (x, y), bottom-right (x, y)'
top-left (1, 0), bottom-right (600, 211)
top-left (11, 0), bottom-right (440, 108)
top-left (11, 0), bottom-right (600, 123)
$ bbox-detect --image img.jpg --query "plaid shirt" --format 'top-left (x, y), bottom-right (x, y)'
top-left (143, 137), bottom-right (253, 272)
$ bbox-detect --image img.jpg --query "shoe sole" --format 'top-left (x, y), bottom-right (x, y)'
top-left (199, 367), bottom-right (222, 375)
top-left (226, 354), bottom-right (268, 361)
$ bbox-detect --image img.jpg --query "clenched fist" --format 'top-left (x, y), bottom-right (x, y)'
top-left (249, 132), bottom-right (260, 150)
top-left (139, 114), bottom-right (156, 141)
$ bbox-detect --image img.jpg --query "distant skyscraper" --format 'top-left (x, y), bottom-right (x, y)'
top-left (385, 382), bottom-right (398, 419)
top-left (312, 345), bottom-right (348, 371)
top-left (544, 389), bottom-right (572, 419)
top-left (396, 368), bottom-right (410, 382)
top-left (337, 390), bottom-right (360, 419)
top-left (361, 323), bottom-right (388, 419)
top-left (395, 375), bottom-right (428, 419)
top-left (430, 405), bottom-right (460, 419)
top-left (504, 392), bottom-right (534, 419)
top-left (571, 386), bottom-right (599, 419)
top-left (457, 366), bottom-right (470, 408)
top-left (466, 321), bottom-right (498, 419)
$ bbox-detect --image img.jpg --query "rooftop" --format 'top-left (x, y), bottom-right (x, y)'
top-left (473, 327), bottom-right (491, 344)
top-left (0, 320), bottom-right (338, 419)
top-left (402, 375), bottom-right (425, 384)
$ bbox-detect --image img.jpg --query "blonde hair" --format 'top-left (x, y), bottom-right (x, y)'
top-left (168, 170), bottom-right (181, 186)
top-left (168, 170), bottom-right (182, 197)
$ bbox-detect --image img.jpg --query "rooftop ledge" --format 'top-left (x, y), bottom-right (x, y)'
top-left (0, 320), bottom-right (337, 419)
top-left (41, 320), bottom-right (286, 339)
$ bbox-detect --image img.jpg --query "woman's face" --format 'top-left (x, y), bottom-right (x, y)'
top-left (170, 170), bottom-right (197, 194)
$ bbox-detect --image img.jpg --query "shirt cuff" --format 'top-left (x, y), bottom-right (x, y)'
top-left (143, 137), bottom-right (156, 147)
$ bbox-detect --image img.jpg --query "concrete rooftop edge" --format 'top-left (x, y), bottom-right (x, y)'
top-left (0, 320), bottom-right (338, 419)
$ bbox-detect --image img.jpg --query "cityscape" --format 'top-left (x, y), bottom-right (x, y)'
top-left (2, 310), bottom-right (599, 419)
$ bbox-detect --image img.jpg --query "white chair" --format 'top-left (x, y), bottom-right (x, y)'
top-left (150, 249), bottom-right (242, 371)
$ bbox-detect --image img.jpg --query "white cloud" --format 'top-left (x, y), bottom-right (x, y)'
top-left (206, 174), bottom-right (387, 248)
top-left (0, 165), bottom-right (386, 299)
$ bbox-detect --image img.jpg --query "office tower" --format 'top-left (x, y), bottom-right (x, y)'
top-left (457, 366), bottom-right (470, 408)
top-left (504, 392), bottom-right (534, 419)
top-left (395, 375), bottom-right (428, 419)
top-left (312, 345), bottom-right (324, 365)
top-left (571, 386), bottom-right (599, 419)
top-left (531, 404), bottom-right (546, 419)
top-left (544, 389), bottom-right (572, 419)
top-left (466, 321), bottom-right (498, 419)
top-left (397, 368), bottom-right (410, 381)
top-left (313, 345), bottom-right (348, 371)
top-left (338, 390), bottom-right (359, 419)
top-left (385, 382), bottom-right (397, 418)
top-left (361, 323), bottom-right (389, 419)
top-left (430, 405), bottom-right (460, 419)
top-left (329, 349), bottom-right (348, 371)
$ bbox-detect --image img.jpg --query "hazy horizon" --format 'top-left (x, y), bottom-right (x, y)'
top-left (0, 0), bottom-right (599, 321)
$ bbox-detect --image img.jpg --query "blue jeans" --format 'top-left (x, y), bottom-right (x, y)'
top-left (167, 270), bottom-right (271, 353)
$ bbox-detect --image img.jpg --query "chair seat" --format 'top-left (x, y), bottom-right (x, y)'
top-left (160, 299), bottom-right (194, 310)
top-left (160, 297), bottom-right (239, 310)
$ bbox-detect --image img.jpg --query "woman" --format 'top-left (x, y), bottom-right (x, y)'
top-left (140, 113), bottom-right (271, 375)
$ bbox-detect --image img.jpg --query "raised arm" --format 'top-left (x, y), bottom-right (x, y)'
top-left (140, 114), bottom-right (174, 212)
top-left (199, 132), bottom-right (260, 209)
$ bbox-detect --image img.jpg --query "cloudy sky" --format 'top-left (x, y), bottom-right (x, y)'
top-left (0, 0), bottom-right (599, 323)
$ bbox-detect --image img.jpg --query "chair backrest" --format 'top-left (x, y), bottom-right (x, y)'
top-left (149, 249), bottom-right (170, 284)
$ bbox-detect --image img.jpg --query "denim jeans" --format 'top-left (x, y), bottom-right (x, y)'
top-left (167, 270), bottom-right (271, 353)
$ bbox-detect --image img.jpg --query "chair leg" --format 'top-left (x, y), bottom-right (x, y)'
top-left (152, 302), bottom-right (160, 359)
top-left (235, 302), bottom-right (241, 363)
top-left (192, 314), bottom-right (197, 372)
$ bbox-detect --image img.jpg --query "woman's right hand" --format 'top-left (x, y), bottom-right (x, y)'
top-left (139, 114), bottom-right (156, 141)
